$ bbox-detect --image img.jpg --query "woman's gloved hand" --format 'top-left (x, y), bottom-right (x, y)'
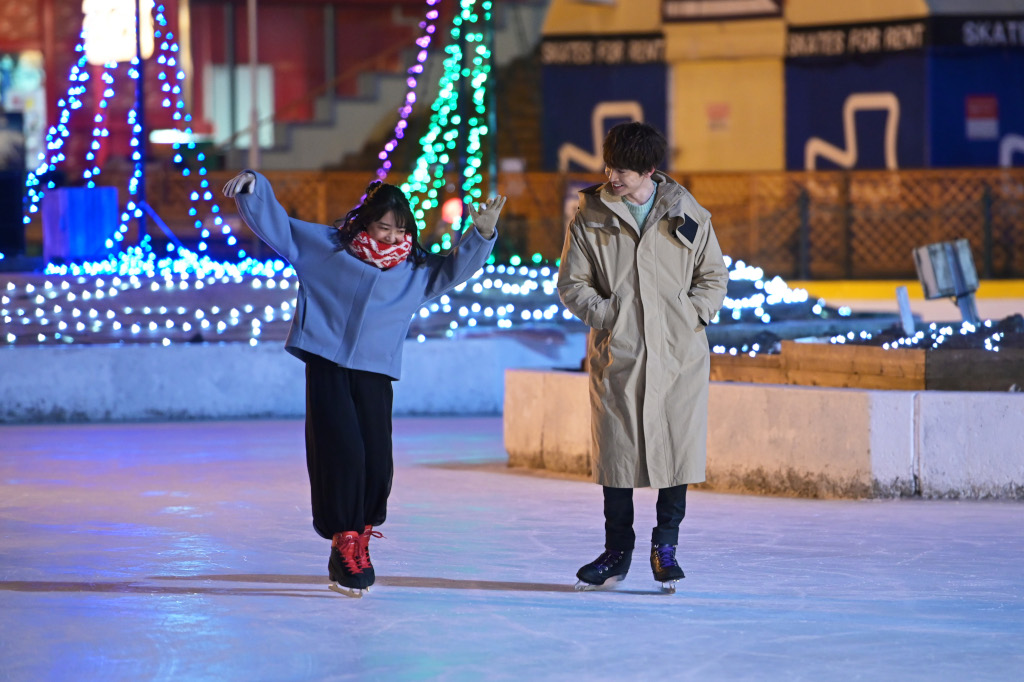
top-left (468, 195), bottom-right (507, 238)
top-left (222, 171), bottom-right (256, 198)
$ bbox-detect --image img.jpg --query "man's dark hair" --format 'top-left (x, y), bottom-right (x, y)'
top-left (602, 122), bottom-right (667, 174)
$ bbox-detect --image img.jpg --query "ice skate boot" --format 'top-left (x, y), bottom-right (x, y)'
top-left (357, 525), bottom-right (384, 589)
top-left (574, 549), bottom-right (631, 591)
top-left (651, 543), bottom-right (685, 593)
top-left (328, 531), bottom-right (369, 597)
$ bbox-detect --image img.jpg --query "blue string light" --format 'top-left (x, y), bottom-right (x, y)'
top-left (17, 4), bottom-right (240, 263)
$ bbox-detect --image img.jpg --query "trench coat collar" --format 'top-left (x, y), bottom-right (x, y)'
top-left (580, 173), bottom-right (704, 248)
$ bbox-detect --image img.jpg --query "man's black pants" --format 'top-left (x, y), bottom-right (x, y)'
top-left (603, 484), bottom-right (688, 550)
top-left (304, 355), bottom-right (394, 540)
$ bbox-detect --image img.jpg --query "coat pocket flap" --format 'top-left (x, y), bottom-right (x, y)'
top-left (673, 214), bottom-right (700, 248)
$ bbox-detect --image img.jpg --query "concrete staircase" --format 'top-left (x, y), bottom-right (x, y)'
top-left (256, 1), bottom-right (549, 172)
top-left (258, 72), bottom-right (410, 171)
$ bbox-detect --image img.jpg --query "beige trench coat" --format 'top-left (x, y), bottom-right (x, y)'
top-left (557, 173), bottom-right (728, 488)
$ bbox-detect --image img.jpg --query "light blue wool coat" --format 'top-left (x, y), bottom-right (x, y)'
top-left (235, 171), bottom-right (497, 380)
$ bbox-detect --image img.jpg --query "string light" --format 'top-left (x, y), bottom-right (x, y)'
top-left (836, 317), bottom-right (1011, 352)
top-left (375, 0), bottom-right (443, 182)
top-left (400, 0), bottom-right (493, 253)
top-left (21, 31), bottom-right (90, 228)
top-left (9, 2), bottom-right (1003, 358)
top-left (15, 4), bottom-right (238, 262)
top-left (4, 258), bottom-right (858, 351)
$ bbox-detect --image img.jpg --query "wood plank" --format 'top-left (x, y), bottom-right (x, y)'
top-left (778, 341), bottom-right (925, 379)
top-left (711, 341), bottom-right (925, 389)
top-left (710, 367), bottom-right (791, 385)
top-left (711, 341), bottom-right (1024, 391)
top-left (926, 349), bottom-right (1024, 391)
top-left (783, 369), bottom-right (923, 390)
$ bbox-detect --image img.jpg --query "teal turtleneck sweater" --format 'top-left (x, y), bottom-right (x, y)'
top-left (624, 181), bottom-right (657, 233)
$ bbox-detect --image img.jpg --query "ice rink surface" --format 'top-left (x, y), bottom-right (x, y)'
top-left (1, 417), bottom-right (1022, 681)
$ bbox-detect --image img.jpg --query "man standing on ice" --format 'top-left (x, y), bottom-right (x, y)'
top-left (557, 121), bottom-right (728, 592)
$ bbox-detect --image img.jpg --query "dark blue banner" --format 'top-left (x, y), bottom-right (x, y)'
top-left (541, 63), bottom-right (668, 172)
top-left (785, 53), bottom-right (927, 170)
top-left (928, 48), bottom-right (1024, 167)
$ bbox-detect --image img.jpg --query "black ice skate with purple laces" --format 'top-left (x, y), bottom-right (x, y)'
top-left (651, 543), bottom-right (685, 593)
top-left (574, 549), bottom-right (631, 591)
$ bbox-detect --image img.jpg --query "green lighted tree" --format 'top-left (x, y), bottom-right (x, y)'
top-left (400, 0), bottom-right (494, 253)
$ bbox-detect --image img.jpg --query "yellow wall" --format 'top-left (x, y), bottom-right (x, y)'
top-left (542, 0), bottom-right (662, 35)
top-left (786, 0), bottom-right (929, 25)
top-left (542, 0), bottom-right (931, 172)
top-left (670, 58), bottom-right (784, 171)
top-left (662, 16), bottom-right (785, 171)
top-left (663, 18), bottom-right (785, 61)
top-left (543, 0), bottom-right (932, 35)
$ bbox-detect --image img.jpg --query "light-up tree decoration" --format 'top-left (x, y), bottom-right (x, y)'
top-left (396, 0), bottom-right (494, 254)
top-left (19, 1), bottom-right (241, 264)
top-left (375, 0), bottom-right (443, 183)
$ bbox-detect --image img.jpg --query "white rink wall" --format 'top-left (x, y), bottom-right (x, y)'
top-left (0, 334), bottom-right (588, 423)
top-left (504, 370), bottom-right (1024, 500)
top-left (6, 337), bottom-right (1022, 499)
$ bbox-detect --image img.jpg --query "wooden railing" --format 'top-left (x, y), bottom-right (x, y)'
top-left (21, 167), bottom-right (1024, 279)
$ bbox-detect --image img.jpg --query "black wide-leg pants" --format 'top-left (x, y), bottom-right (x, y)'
top-left (304, 355), bottom-right (394, 540)
top-left (603, 484), bottom-right (688, 551)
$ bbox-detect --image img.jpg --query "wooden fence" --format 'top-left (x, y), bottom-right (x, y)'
top-left (22, 167), bottom-right (1024, 279)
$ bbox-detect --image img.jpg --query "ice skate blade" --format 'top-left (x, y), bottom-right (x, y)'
top-left (328, 582), bottom-right (365, 598)
top-left (574, 574), bottom-right (626, 591)
top-left (659, 580), bottom-right (679, 594)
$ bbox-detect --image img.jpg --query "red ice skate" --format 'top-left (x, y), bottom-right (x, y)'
top-left (357, 525), bottom-right (384, 587)
top-left (329, 531), bottom-right (369, 597)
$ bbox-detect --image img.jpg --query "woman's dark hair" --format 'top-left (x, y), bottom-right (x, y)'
top-left (602, 122), bottom-right (667, 174)
top-left (333, 181), bottom-right (426, 264)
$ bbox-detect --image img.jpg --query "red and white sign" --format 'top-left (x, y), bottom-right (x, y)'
top-left (966, 95), bottom-right (999, 140)
top-left (706, 102), bottom-right (731, 132)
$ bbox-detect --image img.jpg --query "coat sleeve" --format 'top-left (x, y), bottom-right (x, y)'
top-left (421, 226), bottom-right (497, 300)
top-left (234, 171), bottom-right (330, 268)
top-left (556, 218), bottom-right (618, 330)
top-left (687, 219), bottom-right (729, 326)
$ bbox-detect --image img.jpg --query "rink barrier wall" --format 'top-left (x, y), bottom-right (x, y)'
top-left (503, 369), bottom-right (1024, 500)
top-left (0, 334), bottom-right (587, 423)
top-left (5, 336), bottom-right (1022, 500)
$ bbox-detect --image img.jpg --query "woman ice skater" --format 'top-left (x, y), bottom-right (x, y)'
top-left (224, 170), bottom-right (505, 596)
